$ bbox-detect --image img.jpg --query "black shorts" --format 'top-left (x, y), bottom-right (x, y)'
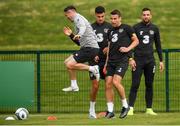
top-left (89, 61), bottom-right (106, 80)
top-left (73, 47), bottom-right (99, 64)
top-left (106, 61), bottom-right (128, 78)
top-left (73, 47), bottom-right (99, 80)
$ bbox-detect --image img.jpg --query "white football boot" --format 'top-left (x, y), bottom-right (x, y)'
top-left (62, 86), bottom-right (79, 92)
top-left (92, 65), bottom-right (100, 81)
top-left (89, 113), bottom-right (97, 119)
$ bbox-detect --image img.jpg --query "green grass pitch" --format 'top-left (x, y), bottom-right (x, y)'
top-left (1, 113), bottom-right (180, 125)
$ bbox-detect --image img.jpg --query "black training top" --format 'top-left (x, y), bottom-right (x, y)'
top-left (108, 24), bottom-right (135, 63)
top-left (133, 22), bottom-right (163, 61)
top-left (91, 21), bottom-right (112, 62)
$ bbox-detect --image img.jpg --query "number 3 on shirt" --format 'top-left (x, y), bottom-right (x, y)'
top-left (112, 33), bottom-right (118, 42)
top-left (97, 33), bottom-right (103, 42)
top-left (142, 35), bottom-right (150, 44)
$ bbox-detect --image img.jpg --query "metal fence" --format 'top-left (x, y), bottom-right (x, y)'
top-left (0, 49), bottom-right (179, 113)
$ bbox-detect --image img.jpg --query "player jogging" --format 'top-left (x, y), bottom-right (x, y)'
top-left (63, 5), bottom-right (100, 118)
top-left (63, 6), bottom-right (111, 119)
top-left (105, 9), bottom-right (139, 118)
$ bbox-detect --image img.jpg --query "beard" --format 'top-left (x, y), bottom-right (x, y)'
top-left (143, 19), bottom-right (150, 24)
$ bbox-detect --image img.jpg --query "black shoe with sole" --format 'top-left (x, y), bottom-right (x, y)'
top-left (105, 111), bottom-right (115, 119)
top-left (119, 107), bottom-right (129, 118)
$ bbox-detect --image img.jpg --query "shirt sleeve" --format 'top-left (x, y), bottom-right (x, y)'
top-left (107, 28), bottom-right (112, 42)
top-left (126, 25), bottom-right (135, 38)
top-left (154, 27), bottom-right (163, 62)
top-left (132, 25), bottom-right (138, 35)
top-left (126, 25), bottom-right (135, 58)
top-left (74, 17), bottom-right (86, 36)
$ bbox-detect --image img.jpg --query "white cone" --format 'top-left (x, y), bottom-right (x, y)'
top-left (5, 116), bottom-right (15, 120)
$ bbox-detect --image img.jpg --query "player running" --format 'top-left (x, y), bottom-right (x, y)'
top-left (63, 5), bottom-right (100, 118)
top-left (63, 5), bottom-right (112, 119)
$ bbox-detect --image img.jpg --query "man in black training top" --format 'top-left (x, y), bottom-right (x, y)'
top-left (90, 6), bottom-right (112, 118)
top-left (105, 9), bottom-right (139, 118)
top-left (128, 7), bottom-right (164, 116)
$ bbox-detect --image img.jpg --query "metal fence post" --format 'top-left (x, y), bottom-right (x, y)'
top-left (37, 51), bottom-right (41, 113)
top-left (165, 49), bottom-right (169, 112)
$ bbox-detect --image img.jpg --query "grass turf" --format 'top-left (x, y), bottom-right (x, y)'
top-left (1, 113), bottom-right (180, 125)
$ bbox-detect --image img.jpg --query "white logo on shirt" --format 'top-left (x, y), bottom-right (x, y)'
top-left (150, 30), bottom-right (154, 35)
top-left (117, 68), bottom-right (122, 73)
top-left (119, 29), bottom-right (124, 33)
top-left (140, 31), bottom-right (143, 35)
top-left (104, 28), bottom-right (108, 33)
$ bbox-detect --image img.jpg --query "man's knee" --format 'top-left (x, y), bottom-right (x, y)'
top-left (130, 85), bottom-right (139, 93)
top-left (64, 56), bottom-right (72, 64)
top-left (65, 62), bottom-right (75, 69)
top-left (112, 76), bottom-right (122, 86)
top-left (64, 56), bottom-right (77, 69)
top-left (64, 55), bottom-right (75, 65)
top-left (112, 79), bottom-right (119, 86)
top-left (105, 77), bottom-right (113, 89)
top-left (92, 80), bottom-right (99, 90)
top-left (105, 81), bottom-right (113, 90)
top-left (131, 83), bottom-right (139, 92)
top-left (146, 83), bottom-right (153, 91)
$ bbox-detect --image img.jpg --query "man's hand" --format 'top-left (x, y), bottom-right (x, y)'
top-left (103, 47), bottom-right (109, 54)
top-left (73, 35), bottom-right (81, 41)
top-left (103, 66), bottom-right (107, 75)
top-left (119, 47), bottom-right (130, 53)
top-left (129, 58), bottom-right (136, 71)
top-left (63, 27), bottom-right (72, 36)
top-left (159, 61), bottom-right (164, 72)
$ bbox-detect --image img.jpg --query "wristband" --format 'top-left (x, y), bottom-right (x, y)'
top-left (69, 34), bottom-right (75, 39)
top-left (129, 58), bottom-right (133, 61)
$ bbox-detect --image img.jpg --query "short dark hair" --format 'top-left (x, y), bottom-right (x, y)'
top-left (110, 9), bottom-right (121, 17)
top-left (64, 5), bottom-right (76, 12)
top-left (142, 7), bottom-right (151, 12)
top-left (95, 6), bottom-right (105, 13)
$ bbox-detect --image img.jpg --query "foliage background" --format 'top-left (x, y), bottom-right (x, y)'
top-left (0, 0), bottom-right (180, 50)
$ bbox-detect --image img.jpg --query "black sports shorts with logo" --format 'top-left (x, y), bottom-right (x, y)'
top-left (106, 60), bottom-right (128, 78)
top-left (73, 47), bottom-right (99, 80)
